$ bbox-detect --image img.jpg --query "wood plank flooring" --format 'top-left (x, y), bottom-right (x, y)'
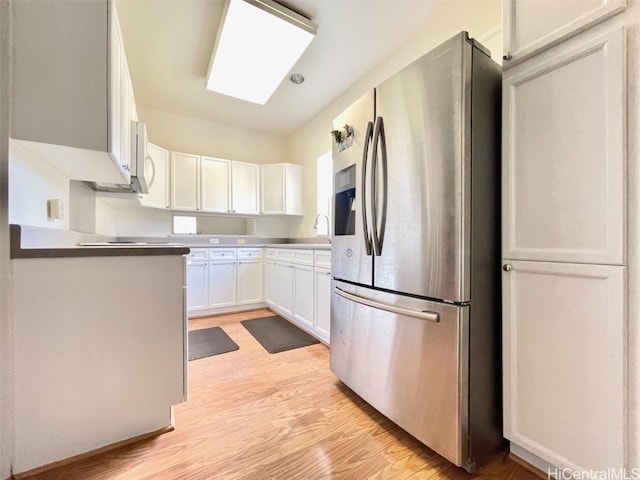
top-left (24, 309), bottom-right (540, 480)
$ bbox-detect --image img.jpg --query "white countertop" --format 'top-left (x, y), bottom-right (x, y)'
top-left (186, 243), bottom-right (331, 250)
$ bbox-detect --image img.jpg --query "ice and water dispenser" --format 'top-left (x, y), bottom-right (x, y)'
top-left (334, 164), bottom-right (356, 236)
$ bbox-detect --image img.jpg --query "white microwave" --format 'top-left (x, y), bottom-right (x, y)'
top-left (87, 120), bottom-right (150, 194)
top-left (131, 120), bottom-right (150, 194)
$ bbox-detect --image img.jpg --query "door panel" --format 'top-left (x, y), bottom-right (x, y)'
top-left (502, 260), bottom-right (624, 470)
top-left (502, 27), bottom-right (625, 265)
top-left (330, 280), bottom-right (466, 466)
top-left (331, 90), bottom-right (374, 286)
top-left (374, 33), bottom-right (471, 301)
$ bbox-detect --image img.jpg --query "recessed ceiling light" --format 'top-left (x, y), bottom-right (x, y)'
top-left (206, 0), bottom-right (317, 105)
top-left (289, 73), bottom-right (305, 84)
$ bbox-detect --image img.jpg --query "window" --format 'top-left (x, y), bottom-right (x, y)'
top-left (173, 215), bottom-right (197, 234)
top-left (316, 151), bottom-right (332, 235)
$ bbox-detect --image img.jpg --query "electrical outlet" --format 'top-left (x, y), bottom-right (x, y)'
top-left (237, 239), bottom-right (246, 244)
top-left (210, 238), bottom-right (219, 244)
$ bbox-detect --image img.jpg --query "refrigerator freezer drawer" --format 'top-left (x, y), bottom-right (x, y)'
top-left (330, 281), bottom-right (468, 467)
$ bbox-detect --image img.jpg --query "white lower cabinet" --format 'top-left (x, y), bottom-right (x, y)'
top-left (237, 260), bottom-right (263, 305)
top-left (208, 260), bottom-right (236, 308)
top-left (265, 248), bottom-right (332, 343)
top-left (186, 247), bottom-right (331, 343)
top-left (293, 264), bottom-right (314, 329)
top-left (186, 260), bottom-right (208, 312)
top-left (275, 261), bottom-right (294, 317)
top-left (187, 248), bottom-right (264, 315)
top-left (314, 267), bottom-right (331, 343)
top-left (265, 259), bottom-right (278, 307)
top-left (502, 260), bottom-right (625, 471)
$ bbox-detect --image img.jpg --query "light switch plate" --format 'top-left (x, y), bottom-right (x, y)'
top-left (47, 199), bottom-right (64, 221)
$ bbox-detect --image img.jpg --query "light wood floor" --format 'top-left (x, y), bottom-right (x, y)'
top-left (25, 309), bottom-right (540, 480)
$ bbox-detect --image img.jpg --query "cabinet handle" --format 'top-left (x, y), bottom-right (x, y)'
top-left (503, 52), bottom-right (512, 61)
top-left (503, 264), bottom-right (512, 272)
top-left (325, 271), bottom-right (331, 276)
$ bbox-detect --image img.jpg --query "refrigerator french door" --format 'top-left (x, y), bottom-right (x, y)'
top-left (330, 31), bottom-right (502, 472)
top-left (332, 33), bottom-right (480, 302)
top-left (331, 280), bottom-right (468, 466)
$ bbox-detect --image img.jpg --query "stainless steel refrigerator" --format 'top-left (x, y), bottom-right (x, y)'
top-left (330, 32), bottom-right (502, 472)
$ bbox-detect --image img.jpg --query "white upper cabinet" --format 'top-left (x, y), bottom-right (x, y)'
top-left (140, 143), bottom-right (170, 210)
top-left (11, 0), bottom-right (132, 184)
top-left (261, 163), bottom-right (304, 215)
top-left (171, 152), bottom-right (200, 211)
top-left (502, 26), bottom-right (626, 265)
top-left (231, 161), bottom-right (260, 215)
top-left (201, 157), bottom-right (231, 213)
top-left (171, 154), bottom-right (259, 214)
top-left (502, 0), bottom-right (625, 65)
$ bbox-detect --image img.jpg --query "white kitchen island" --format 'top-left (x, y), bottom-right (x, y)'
top-left (10, 225), bottom-right (189, 475)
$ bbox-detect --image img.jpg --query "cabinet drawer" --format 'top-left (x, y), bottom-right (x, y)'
top-left (238, 248), bottom-right (262, 259)
top-left (265, 249), bottom-right (279, 260)
top-left (208, 249), bottom-right (236, 260)
top-left (188, 248), bottom-right (208, 262)
top-left (292, 250), bottom-right (313, 265)
top-left (276, 249), bottom-right (294, 262)
top-left (315, 250), bottom-right (331, 268)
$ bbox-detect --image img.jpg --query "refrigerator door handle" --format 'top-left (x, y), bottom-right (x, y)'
top-left (371, 116), bottom-right (388, 256)
top-left (334, 286), bottom-right (440, 323)
top-left (361, 121), bottom-right (374, 256)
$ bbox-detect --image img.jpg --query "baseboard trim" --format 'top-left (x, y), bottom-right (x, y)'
top-left (188, 303), bottom-right (267, 318)
top-left (12, 425), bottom-right (174, 479)
top-left (509, 452), bottom-right (549, 479)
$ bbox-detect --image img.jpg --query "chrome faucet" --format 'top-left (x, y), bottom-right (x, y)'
top-left (313, 214), bottom-right (331, 244)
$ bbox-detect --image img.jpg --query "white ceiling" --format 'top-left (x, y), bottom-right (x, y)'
top-left (116, 0), bottom-right (496, 138)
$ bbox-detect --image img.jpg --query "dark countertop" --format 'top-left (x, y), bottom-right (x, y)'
top-left (10, 225), bottom-right (191, 259)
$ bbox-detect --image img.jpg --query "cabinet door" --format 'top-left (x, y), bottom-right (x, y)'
top-left (171, 152), bottom-right (199, 211)
top-left (314, 267), bottom-right (331, 343)
top-left (284, 163), bottom-right (304, 215)
top-left (261, 163), bottom-right (304, 215)
top-left (231, 161), bottom-right (259, 214)
top-left (208, 261), bottom-right (237, 308)
top-left (201, 157), bottom-right (231, 213)
top-left (293, 264), bottom-right (314, 329)
top-left (109, 4), bottom-right (123, 172)
top-left (276, 262), bottom-right (294, 317)
top-left (502, 260), bottom-right (624, 471)
top-left (237, 260), bottom-right (263, 305)
top-left (261, 163), bottom-right (285, 214)
top-left (265, 260), bottom-right (278, 307)
top-left (502, 27), bottom-right (625, 265)
top-left (186, 262), bottom-right (208, 312)
top-left (140, 143), bottom-right (169, 209)
top-left (503, 0), bottom-right (625, 65)
top-left (120, 59), bottom-right (132, 179)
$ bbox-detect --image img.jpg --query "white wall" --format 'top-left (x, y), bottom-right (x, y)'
top-left (69, 181), bottom-right (96, 233)
top-left (96, 200), bottom-right (172, 236)
top-left (8, 139), bottom-right (69, 230)
top-left (139, 107), bottom-right (287, 164)
top-left (286, 4), bottom-right (502, 237)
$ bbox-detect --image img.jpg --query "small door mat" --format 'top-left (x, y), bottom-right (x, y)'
top-left (241, 315), bottom-right (320, 354)
top-left (188, 327), bottom-right (239, 361)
